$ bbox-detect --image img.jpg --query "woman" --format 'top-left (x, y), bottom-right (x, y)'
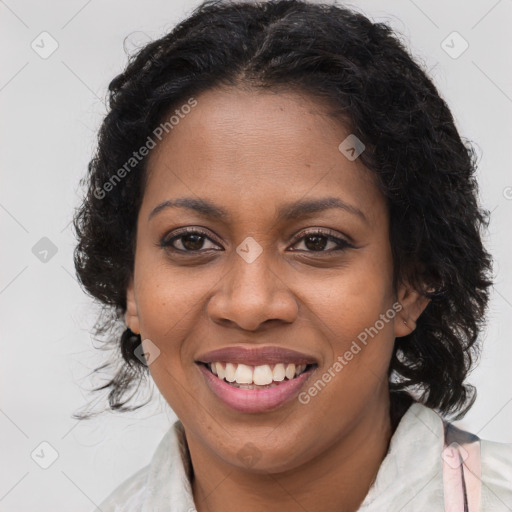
top-left (73, 0), bottom-right (512, 510)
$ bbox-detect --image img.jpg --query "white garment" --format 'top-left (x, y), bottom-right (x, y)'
top-left (95, 403), bottom-right (512, 511)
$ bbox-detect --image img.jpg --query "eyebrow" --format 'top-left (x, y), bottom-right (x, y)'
top-left (148, 196), bottom-right (368, 223)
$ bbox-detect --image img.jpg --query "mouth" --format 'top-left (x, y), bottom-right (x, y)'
top-left (199, 361), bottom-right (317, 389)
top-left (195, 359), bottom-right (318, 413)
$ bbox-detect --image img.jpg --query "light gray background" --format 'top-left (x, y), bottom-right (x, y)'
top-left (1, 0), bottom-right (511, 510)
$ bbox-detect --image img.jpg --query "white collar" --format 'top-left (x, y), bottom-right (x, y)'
top-left (141, 419), bottom-right (196, 512)
top-left (358, 402), bottom-right (446, 510)
top-left (140, 403), bottom-right (447, 511)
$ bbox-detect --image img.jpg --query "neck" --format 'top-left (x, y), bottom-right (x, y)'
top-left (187, 391), bottom-right (403, 512)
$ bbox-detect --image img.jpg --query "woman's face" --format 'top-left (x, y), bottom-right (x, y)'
top-left (126, 87), bottom-right (423, 472)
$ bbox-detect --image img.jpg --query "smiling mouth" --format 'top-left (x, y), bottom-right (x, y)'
top-left (199, 361), bottom-right (318, 389)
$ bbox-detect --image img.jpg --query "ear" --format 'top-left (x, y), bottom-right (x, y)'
top-left (125, 278), bottom-right (140, 335)
top-left (394, 281), bottom-right (431, 338)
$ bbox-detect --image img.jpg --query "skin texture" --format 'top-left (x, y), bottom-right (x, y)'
top-left (125, 87), bottom-right (430, 512)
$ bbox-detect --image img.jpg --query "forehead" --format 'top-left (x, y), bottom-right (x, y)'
top-left (143, 87), bottom-right (383, 222)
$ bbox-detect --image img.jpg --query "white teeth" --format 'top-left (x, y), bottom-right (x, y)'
top-left (234, 363), bottom-right (253, 384)
top-left (273, 363), bottom-right (286, 381)
top-left (216, 362), bottom-right (225, 380)
top-left (225, 363), bottom-right (237, 382)
top-left (253, 364), bottom-right (273, 385)
top-left (295, 364), bottom-right (307, 377)
top-left (285, 363), bottom-right (296, 380)
top-left (207, 361), bottom-right (311, 385)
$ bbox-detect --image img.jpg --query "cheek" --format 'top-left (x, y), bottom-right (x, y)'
top-left (133, 230), bottom-right (212, 325)
top-left (132, 259), bottom-right (204, 412)
top-left (311, 244), bottom-right (394, 311)
top-left (135, 273), bottom-right (200, 343)
top-left (132, 243), bottom-right (197, 348)
top-left (302, 247), bottom-right (396, 366)
top-left (297, 271), bottom-right (398, 426)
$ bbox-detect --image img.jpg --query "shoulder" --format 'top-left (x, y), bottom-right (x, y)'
top-left (96, 465), bottom-right (150, 512)
top-left (479, 437), bottom-right (512, 509)
top-left (438, 407), bottom-right (512, 510)
top-left (443, 418), bottom-right (512, 482)
top-left (374, 402), bottom-right (512, 510)
top-left (93, 420), bottom-right (196, 512)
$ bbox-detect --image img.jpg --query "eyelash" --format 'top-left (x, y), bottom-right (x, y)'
top-left (159, 227), bottom-right (354, 254)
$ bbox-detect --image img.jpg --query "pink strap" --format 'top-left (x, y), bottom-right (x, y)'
top-left (442, 423), bottom-right (482, 512)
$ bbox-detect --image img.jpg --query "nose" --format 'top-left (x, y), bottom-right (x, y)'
top-left (207, 250), bottom-right (299, 331)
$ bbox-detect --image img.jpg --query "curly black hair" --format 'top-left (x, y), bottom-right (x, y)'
top-left (73, 0), bottom-right (493, 420)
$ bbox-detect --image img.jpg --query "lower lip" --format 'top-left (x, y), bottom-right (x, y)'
top-left (197, 363), bottom-right (316, 413)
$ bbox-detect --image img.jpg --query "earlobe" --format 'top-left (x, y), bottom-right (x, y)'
top-left (394, 282), bottom-right (431, 338)
top-left (125, 279), bottom-right (140, 335)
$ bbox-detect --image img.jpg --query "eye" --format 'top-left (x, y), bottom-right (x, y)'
top-left (160, 228), bottom-right (222, 253)
top-left (289, 229), bottom-right (353, 253)
top-left (159, 227), bottom-right (353, 255)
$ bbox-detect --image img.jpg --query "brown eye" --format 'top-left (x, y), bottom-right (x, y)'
top-left (290, 230), bottom-right (353, 253)
top-left (180, 233), bottom-right (207, 251)
top-left (160, 229), bottom-right (222, 253)
top-left (304, 234), bottom-right (329, 251)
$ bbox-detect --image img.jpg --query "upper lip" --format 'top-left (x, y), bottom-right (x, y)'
top-left (195, 346), bottom-right (319, 366)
